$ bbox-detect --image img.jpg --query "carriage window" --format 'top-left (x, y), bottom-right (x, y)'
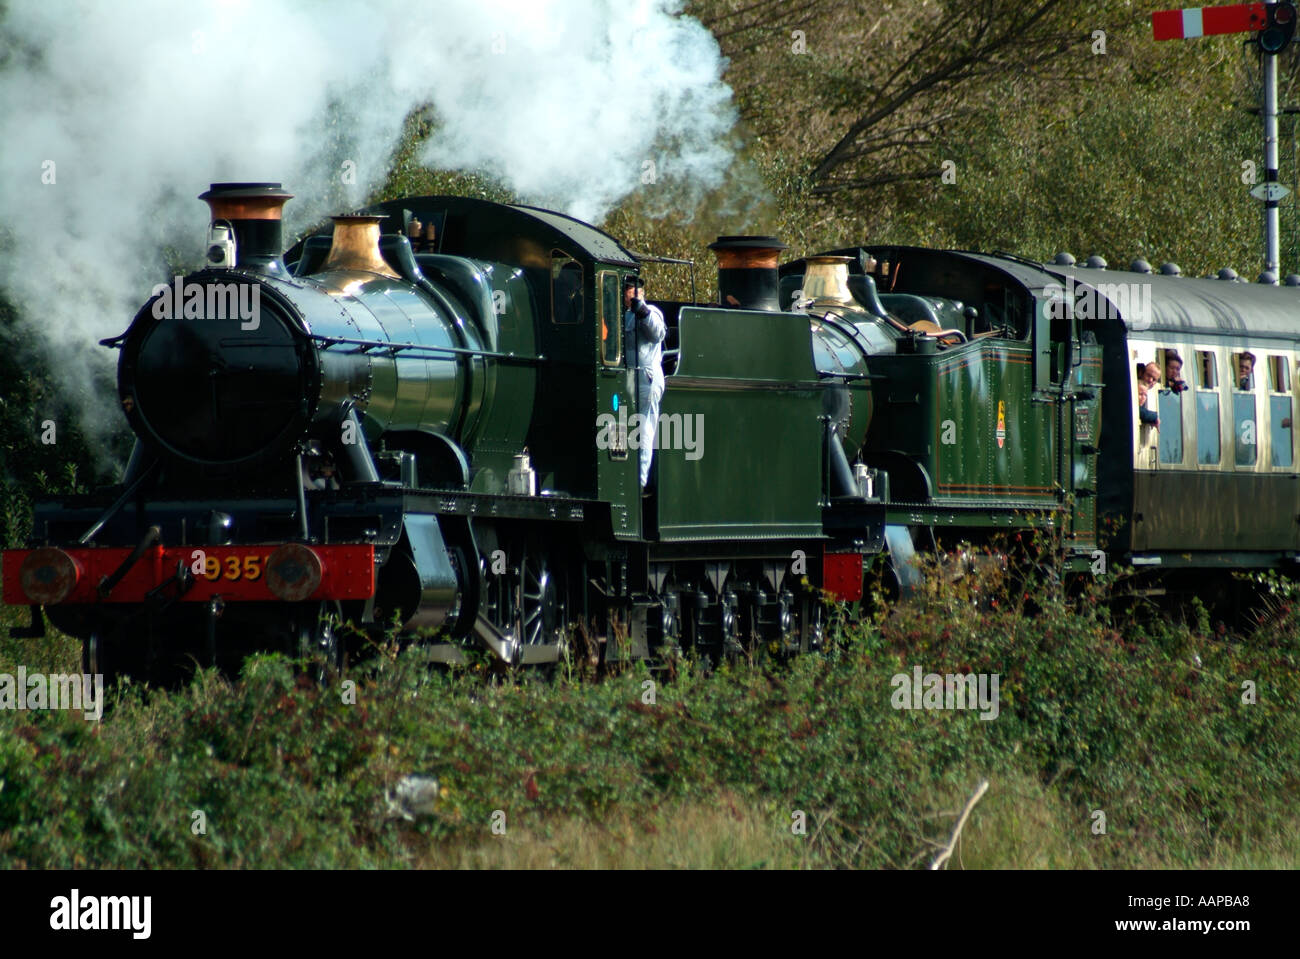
top-left (551, 252), bottom-right (583, 325)
top-left (1157, 347), bottom-right (1187, 391)
top-left (1198, 350), bottom-right (1217, 389)
top-left (1158, 390), bottom-right (1183, 464)
top-left (1269, 355), bottom-right (1290, 392)
top-left (599, 271), bottom-right (621, 366)
top-left (1270, 357), bottom-right (1293, 467)
top-left (1234, 393), bottom-right (1257, 466)
top-left (1233, 351), bottom-right (1257, 391)
top-left (1196, 350), bottom-right (1220, 465)
top-left (1232, 352), bottom-right (1258, 466)
top-left (1156, 346), bottom-right (1185, 464)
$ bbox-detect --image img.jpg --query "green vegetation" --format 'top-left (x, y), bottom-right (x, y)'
top-left (0, 300), bottom-right (98, 546)
top-left (2, 562), bottom-right (1296, 869)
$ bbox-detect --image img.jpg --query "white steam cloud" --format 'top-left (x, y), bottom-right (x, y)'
top-left (0, 0), bottom-right (736, 470)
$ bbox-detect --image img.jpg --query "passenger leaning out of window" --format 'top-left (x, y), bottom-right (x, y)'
top-left (1164, 351), bottom-right (1188, 394)
top-left (1138, 363), bottom-right (1159, 428)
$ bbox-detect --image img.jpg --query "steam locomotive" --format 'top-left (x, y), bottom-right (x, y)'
top-left (6, 182), bottom-right (1300, 681)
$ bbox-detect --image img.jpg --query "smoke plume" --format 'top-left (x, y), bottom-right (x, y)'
top-left (0, 0), bottom-right (736, 470)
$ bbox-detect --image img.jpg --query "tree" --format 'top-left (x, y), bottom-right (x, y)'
top-left (685, 0), bottom-right (1291, 275)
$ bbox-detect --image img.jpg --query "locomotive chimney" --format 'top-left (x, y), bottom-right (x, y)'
top-left (317, 215), bottom-right (398, 278)
top-left (708, 235), bottom-right (787, 311)
top-left (198, 182), bottom-right (293, 276)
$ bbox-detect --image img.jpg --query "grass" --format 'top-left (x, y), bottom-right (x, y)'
top-left (418, 794), bottom-right (807, 869)
top-left (1, 556), bottom-right (1298, 870)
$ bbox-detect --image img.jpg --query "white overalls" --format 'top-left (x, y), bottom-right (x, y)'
top-left (625, 300), bottom-right (666, 487)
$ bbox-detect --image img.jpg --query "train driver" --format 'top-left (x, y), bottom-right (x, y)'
top-left (625, 278), bottom-right (667, 488)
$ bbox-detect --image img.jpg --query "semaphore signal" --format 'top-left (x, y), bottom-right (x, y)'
top-left (1153, 2), bottom-right (1296, 282)
top-left (1152, 2), bottom-right (1268, 40)
top-left (1260, 0), bottom-right (1298, 51)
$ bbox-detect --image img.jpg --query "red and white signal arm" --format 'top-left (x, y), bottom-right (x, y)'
top-left (1152, 2), bottom-right (1267, 39)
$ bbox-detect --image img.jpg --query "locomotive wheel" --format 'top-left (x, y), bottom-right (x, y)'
top-left (777, 590), bottom-right (796, 649)
top-left (84, 630), bottom-right (108, 682)
top-left (519, 549), bottom-right (565, 649)
top-left (744, 573), bottom-right (791, 655)
top-left (83, 630), bottom-right (119, 687)
top-left (480, 542), bottom-right (567, 658)
top-left (799, 595), bottom-right (824, 654)
top-left (83, 628), bottom-right (149, 687)
top-left (694, 579), bottom-right (725, 661)
top-left (658, 584), bottom-right (683, 657)
top-left (298, 600), bottom-right (343, 681)
top-left (719, 582), bottom-right (744, 658)
top-left (481, 549), bottom-right (514, 637)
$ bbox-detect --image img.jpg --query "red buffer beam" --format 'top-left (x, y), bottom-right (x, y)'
top-left (1152, 2), bottom-right (1267, 39)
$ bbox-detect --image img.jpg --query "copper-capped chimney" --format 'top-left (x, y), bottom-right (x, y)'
top-left (318, 215), bottom-right (398, 278)
top-left (708, 235), bottom-right (787, 311)
top-left (198, 182), bottom-right (293, 275)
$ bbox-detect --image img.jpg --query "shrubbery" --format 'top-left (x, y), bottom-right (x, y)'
top-left (2, 555), bottom-right (1297, 869)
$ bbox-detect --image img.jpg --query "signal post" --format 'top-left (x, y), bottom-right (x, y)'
top-left (1153, 2), bottom-right (1297, 280)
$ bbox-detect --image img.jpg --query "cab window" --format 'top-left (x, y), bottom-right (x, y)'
top-left (551, 251), bottom-right (583, 325)
top-left (599, 271), bottom-right (622, 366)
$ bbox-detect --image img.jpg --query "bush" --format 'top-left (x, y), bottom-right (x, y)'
top-left (2, 551), bottom-right (1297, 868)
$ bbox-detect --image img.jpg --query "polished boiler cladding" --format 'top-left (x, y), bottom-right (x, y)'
top-left (117, 187), bottom-right (491, 475)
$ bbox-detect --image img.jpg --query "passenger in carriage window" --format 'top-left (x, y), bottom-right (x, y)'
top-left (1138, 386), bottom-right (1158, 425)
top-left (1164, 351), bottom-right (1188, 393)
top-left (1138, 363), bottom-right (1159, 427)
top-left (1237, 351), bottom-right (1256, 390)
